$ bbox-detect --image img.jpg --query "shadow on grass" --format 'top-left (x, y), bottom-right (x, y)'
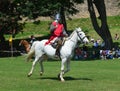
top-left (30, 76), bottom-right (93, 81)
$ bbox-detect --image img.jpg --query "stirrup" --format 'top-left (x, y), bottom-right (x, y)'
top-left (51, 42), bottom-right (57, 48)
top-left (55, 52), bottom-right (60, 58)
top-left (55, 54), bottom-right (59, 58)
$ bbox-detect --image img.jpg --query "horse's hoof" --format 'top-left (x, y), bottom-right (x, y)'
top-left (58, 73), bottom-right (65, 82)
top-left (40, 72), bottom-right (43, 76)
top-left (27, 73), bottom-right (32, 77)
top-left (61, 79), bottom-right (65, 82)
top-left (58, 74), bottom-right (60, 80)
top-left (58, 73), bottom-right (61, 80)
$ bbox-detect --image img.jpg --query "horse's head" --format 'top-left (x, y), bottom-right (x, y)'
top-left (76, 27), bottom-right (89, 44)
top-left (19, 39), bottom-right (30, 53)
top-left (19, 39), bottom-right (28, 46)
top-left (19, 40), bottom-right (24, 46)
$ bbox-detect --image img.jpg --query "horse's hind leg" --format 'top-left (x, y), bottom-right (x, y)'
top-left (39, 56), bottom-right (44, 76)
top-left (28, 57), bottom-right (39, 77)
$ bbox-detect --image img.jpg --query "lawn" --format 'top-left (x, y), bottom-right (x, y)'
top-left (0, 56), bottom-right (120, 91)
top-left (1, 16), bottom-right (120, 91)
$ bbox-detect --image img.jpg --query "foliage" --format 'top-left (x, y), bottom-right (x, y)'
top-left (0, 0), bottom-right (84, 37)
top-left (15, 0), bottom-right (84, 18)
top-left (0, 0), bottom-right (24, 37)
top-left (0, 56), bottom-right (120, 91)
top-left (0, 17), bottom-right (24, 37)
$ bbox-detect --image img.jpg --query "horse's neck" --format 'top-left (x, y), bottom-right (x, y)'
top-left (69, 31), bottom-right (78, 43)
top-left (23, 40), bottom-right (30, 46)
top-left (66, 31), bottom-right (78, 48)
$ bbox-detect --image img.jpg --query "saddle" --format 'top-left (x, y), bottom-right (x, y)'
top-left (51, 37), bottom-right (64, 48)
top-left (51, 37), bottom-right (66, 57)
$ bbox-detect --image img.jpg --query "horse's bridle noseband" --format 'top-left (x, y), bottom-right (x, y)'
top-left (76, 30), bottom-right (87, 42)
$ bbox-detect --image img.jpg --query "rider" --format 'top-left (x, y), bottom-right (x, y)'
top-left (30, 35), bottom-right (36, 45)
top-left (45, 13), bottom-right (68, 56)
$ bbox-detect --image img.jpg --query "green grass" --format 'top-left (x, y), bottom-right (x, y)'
top-left (0, 56), bottom-right (120, 91)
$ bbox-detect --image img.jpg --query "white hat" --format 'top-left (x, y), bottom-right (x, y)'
top-left (55, 13), bottom-right (61, 20)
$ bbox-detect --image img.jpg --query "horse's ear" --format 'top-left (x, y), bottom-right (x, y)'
top-left (75, 28), bottom-right (78, 30)
top-left (79, 27), bottom-right (82, 31)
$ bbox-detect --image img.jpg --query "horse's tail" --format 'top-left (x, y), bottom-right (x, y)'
top-left (26, 41), bottom-right (38, 61)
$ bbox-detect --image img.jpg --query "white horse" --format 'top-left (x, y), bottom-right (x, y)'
top-left (26, 27), bottom-right (89, 82)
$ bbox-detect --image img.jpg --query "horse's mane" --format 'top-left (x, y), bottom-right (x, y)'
top-left (66, 28), bottom-right (77, 40)
top-left (24, 39), bottom-right (29, 42)
top-left (65, 27), bottom-right (82, 41)
top-left (20, 39), bottom-right (29, 45)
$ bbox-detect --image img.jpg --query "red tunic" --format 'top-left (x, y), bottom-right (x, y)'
top-left (52, 22), bottom-right (63, 36)
top-left (45, 21), bottom-right (64, 45)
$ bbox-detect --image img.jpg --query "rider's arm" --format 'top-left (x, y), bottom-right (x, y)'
top-left (62, 28), bottom-right (68, 37)
top-left (50, 21), bottom-right (58, 33)
top-left (50, 24), bottom-right (55, 33)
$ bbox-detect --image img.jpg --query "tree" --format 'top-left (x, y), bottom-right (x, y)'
top-left (16, 0), bottom-right (84, 31)
top-left (0, 0), bottom-right (24, 40)
top-left (87, 0), bottom-right (113, 49)
top-left (0, 0), bottom-right (114, 50)
top-left (0, 0), bottom-right (83, 42)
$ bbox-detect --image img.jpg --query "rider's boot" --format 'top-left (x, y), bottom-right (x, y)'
top-left (55, 40), bottom-right (62, 58)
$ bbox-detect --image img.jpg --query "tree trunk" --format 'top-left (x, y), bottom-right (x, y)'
top-left (60, 6), bottom-right (67, 32)
top-left (0, 33), bottom-right (6, 50)
top-left (0, 34), bottom-right (5, 42)
top-left (87, 0), bottom-right (113, 49)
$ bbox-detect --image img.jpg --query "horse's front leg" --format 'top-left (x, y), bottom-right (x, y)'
top-left (28, 57), bottom-right (39, 77)
top-left (64, 60), bottom-right (70, 74)
top-left (58, 58), bottom-right (67, 82)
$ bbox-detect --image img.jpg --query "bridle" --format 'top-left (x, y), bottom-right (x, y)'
top-left (65, 29), bottom-right (87, 43)
top-left (76, 30), bottom-right (87, 43)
